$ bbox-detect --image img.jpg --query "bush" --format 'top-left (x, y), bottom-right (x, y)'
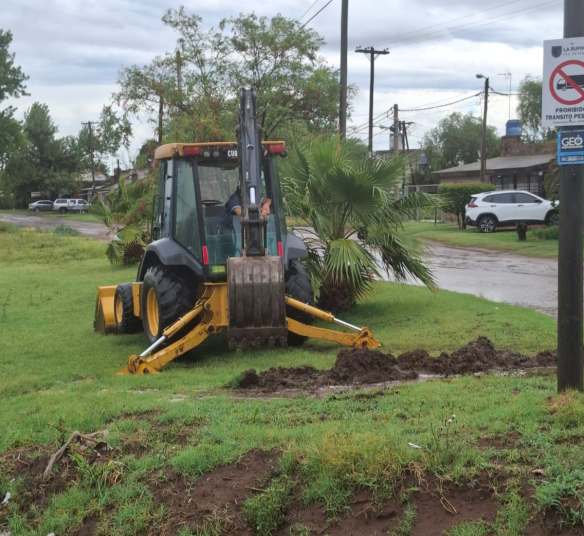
top-left (532, 225), bottom-right (559, 240)
top-left (53, 224), bottom-right (80, 237)
top-left (438, 183), bottom-right (495, 230)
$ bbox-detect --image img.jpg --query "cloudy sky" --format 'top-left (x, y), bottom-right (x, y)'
top-left (2, 0), bottom-right (564, 166)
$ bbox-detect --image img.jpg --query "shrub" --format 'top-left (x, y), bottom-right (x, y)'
top-left (438, 183), bottom-right (495, 230)
top-left (533, 225), bottom-right (559, 240)
top-left (53, 224), bottom-right (80, 237)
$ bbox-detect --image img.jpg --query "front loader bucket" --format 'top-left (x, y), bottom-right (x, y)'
top-left (94, 285), bottom-right (117, 334)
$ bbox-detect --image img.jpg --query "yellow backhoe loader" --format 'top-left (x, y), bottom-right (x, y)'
top-left (95, 88), bottom-right (380, 374)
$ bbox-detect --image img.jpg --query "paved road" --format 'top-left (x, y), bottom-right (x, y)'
top-left (0, 212), bottom-right (109, 240)
top-left (421, 242), bottom-right (557, 317)
top-left (2, 214), bottom-right (558, 316)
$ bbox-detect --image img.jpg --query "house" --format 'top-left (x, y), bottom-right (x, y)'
top-left (432, 128), bottom-right (556, 196)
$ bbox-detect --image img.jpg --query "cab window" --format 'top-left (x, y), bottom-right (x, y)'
top-left (174, 160), bottom-right (201, 258)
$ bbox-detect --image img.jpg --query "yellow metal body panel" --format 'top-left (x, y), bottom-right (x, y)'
top-left (154, 140), bottom-right (286, 160)
top-left (94, 286), bottom-right (117, 333)
top-left (124, 283), bottom-right (229, 374)
top-left (131, 282), bottom-right (142, 318)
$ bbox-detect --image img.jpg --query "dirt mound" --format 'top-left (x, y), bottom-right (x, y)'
top-left (331, 348), bottom-right (418, 384)
top-left (396, 337), bottom-right (556, 376)
top-left (235, 337), bottom-right (556, 393)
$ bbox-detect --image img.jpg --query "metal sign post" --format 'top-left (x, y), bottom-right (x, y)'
top-left (550, 1), bottom-right (584, 392)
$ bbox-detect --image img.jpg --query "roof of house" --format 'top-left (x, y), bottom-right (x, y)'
top-left (433, 154), bottom-right (555, 175)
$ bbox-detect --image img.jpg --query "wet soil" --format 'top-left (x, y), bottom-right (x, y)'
top-left (236, 337), bottom-right (556, 393)
top-left (150, 449), bottom-right (279, 536)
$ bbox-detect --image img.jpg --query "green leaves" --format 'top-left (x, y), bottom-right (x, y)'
top-left (283, 136), bottom-right (434, 311)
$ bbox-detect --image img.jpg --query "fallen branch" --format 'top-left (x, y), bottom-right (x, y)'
top-left (43, 430), bottom-right (108, 480)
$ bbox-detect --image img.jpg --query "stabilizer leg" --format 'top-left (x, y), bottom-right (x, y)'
top-left (285, 297), bottom-right (381, 349)
top-left (121, 283), bottom-right (229, 375)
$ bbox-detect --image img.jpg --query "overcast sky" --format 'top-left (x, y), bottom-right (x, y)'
top-left (2, 0), bottom-right (564, 166)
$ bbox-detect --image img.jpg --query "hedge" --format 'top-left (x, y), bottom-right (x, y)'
top-left (438, 182), bottom-right (496, 229)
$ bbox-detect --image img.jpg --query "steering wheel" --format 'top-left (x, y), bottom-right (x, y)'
top-left (201, 200), bottom-right (222, 207)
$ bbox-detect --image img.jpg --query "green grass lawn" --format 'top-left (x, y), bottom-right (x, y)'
top-left (2, 225), bottom-right (583, 536)
top-left (0, 208), bottom-right (102, 223)
top-left (403, 221), bottom-right (559, 258)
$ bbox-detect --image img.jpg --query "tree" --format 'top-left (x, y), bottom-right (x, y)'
top-left (0, 30), bottom-right (27, 102)
top-left (3, 103), bottom-right (83, 205)
top-left (282, 136), bottom-right (435, 312)
top-left (223, 13), bottom-right (340, 137)
top-left (517, 76), bottom-right (549, 141)
top-left (116, 9), bottom-right (345, 143)
top-left (77, 105), bottom-right (132, 170)
top-left (422, 112), bottom-right (500, 171)
top-left (0, 30), bottom-right (28, 171)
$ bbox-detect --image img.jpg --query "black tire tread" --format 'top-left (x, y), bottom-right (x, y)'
top-left (115, 283), bottom-right (141, 334)
top-left (285, 259), bottom-right (314, 346)
top-left (141, 265), bottom-right (196, 343)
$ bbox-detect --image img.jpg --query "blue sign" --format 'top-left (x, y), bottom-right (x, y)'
top-left (558, 129), bottom-right (584, 166)
top-left (506, 120), bottom-right (522, 137)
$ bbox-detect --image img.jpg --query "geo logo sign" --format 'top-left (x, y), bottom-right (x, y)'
top-left (557, 129), bottom-right (584, 166)
top-left (543, 37), bottom-right (584, 128)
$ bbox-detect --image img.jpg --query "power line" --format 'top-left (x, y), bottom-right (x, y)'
top-left (388, 0), bottom-right (561, 47)
top-left (299, 0), bottom-right (322, 22)
top-left (384, 0), bottom-right (527, 45)
top-left (300, 0), bottom-right (335, 28)
top-left (400, 92), bottom-right (483, 112)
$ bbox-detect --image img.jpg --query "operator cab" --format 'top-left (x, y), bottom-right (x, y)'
top-left (152, 142), bottom-right (287, 279)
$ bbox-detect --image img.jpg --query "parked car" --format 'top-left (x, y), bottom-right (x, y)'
top-left (28, 200), bottom-right (54, 212)
top-left (465, 190), bottom-right (559, 233)
top-left (52, 198), bottom-right (90, 213)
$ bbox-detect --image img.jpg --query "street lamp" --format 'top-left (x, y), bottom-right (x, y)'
top-left (476, 74), bottom-right (490, 183)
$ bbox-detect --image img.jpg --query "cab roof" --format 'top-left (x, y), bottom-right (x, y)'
top-left (154, 141), bottom-right (286, 160)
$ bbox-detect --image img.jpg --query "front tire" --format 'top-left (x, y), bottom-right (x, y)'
top-left (141, 266), bottom-right (196, 344)
top-left (285, 259), bottom-right (314, 346)
top-left (114, 283), bottom-right (141, 334)
top-left (478, 214), bottom-right (497, 233)
top-left (59, 207), bottom-right (67, 214)
top-left (545, 210), bottom-right (559, 226)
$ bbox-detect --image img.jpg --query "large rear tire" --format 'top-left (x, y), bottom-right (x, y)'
top-left (141, 266), bottom-right (196, 344)
top-left (285, 259), bottom-right (314, 346)
top-left (114, 283), bottom-right (141, 334)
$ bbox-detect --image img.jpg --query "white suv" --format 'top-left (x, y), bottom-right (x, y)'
top-left (53, 198), bottom-right (90, 213)
top-left (465, 190), bottom-right (559, 233)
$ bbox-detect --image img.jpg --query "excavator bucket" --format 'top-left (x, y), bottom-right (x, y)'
top-left (227, 256), bottom-right (288, 348)
top-left (94, 285), bottom-right (117, 334)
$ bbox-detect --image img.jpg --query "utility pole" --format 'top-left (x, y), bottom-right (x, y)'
top-left (558, 0), bottom-right (584, 392)
top-left (355, 46), bottom-right (389, 154)
top-left (476, 74), bottom-right (489, 182)
top-left (393, 103), bottom-right (400, 152)
top-left (81, 121), bottom-right (96, 199)
top-left (339, 0), bottom-right (348, 139)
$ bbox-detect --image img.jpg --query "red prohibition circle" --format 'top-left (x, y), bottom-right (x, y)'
top-left (550, 59), bottom-right (584, 105)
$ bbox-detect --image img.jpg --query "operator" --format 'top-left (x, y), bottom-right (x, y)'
top-left (223, 187), bottom-right (271, 227)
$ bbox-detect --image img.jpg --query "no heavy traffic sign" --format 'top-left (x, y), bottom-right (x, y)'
top-left (549, 60), bottom-right (584, 106)
top-left (543, 37), bottom-right (584, 128)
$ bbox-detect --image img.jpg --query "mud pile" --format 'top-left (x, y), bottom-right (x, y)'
top-left (397, 337), bottom-right (556, 376)
top-left (235, 337), bottom-right (556, 392)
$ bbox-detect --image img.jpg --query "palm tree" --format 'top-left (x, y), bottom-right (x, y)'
top-left (282, 136), bottom-right (435, 312)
